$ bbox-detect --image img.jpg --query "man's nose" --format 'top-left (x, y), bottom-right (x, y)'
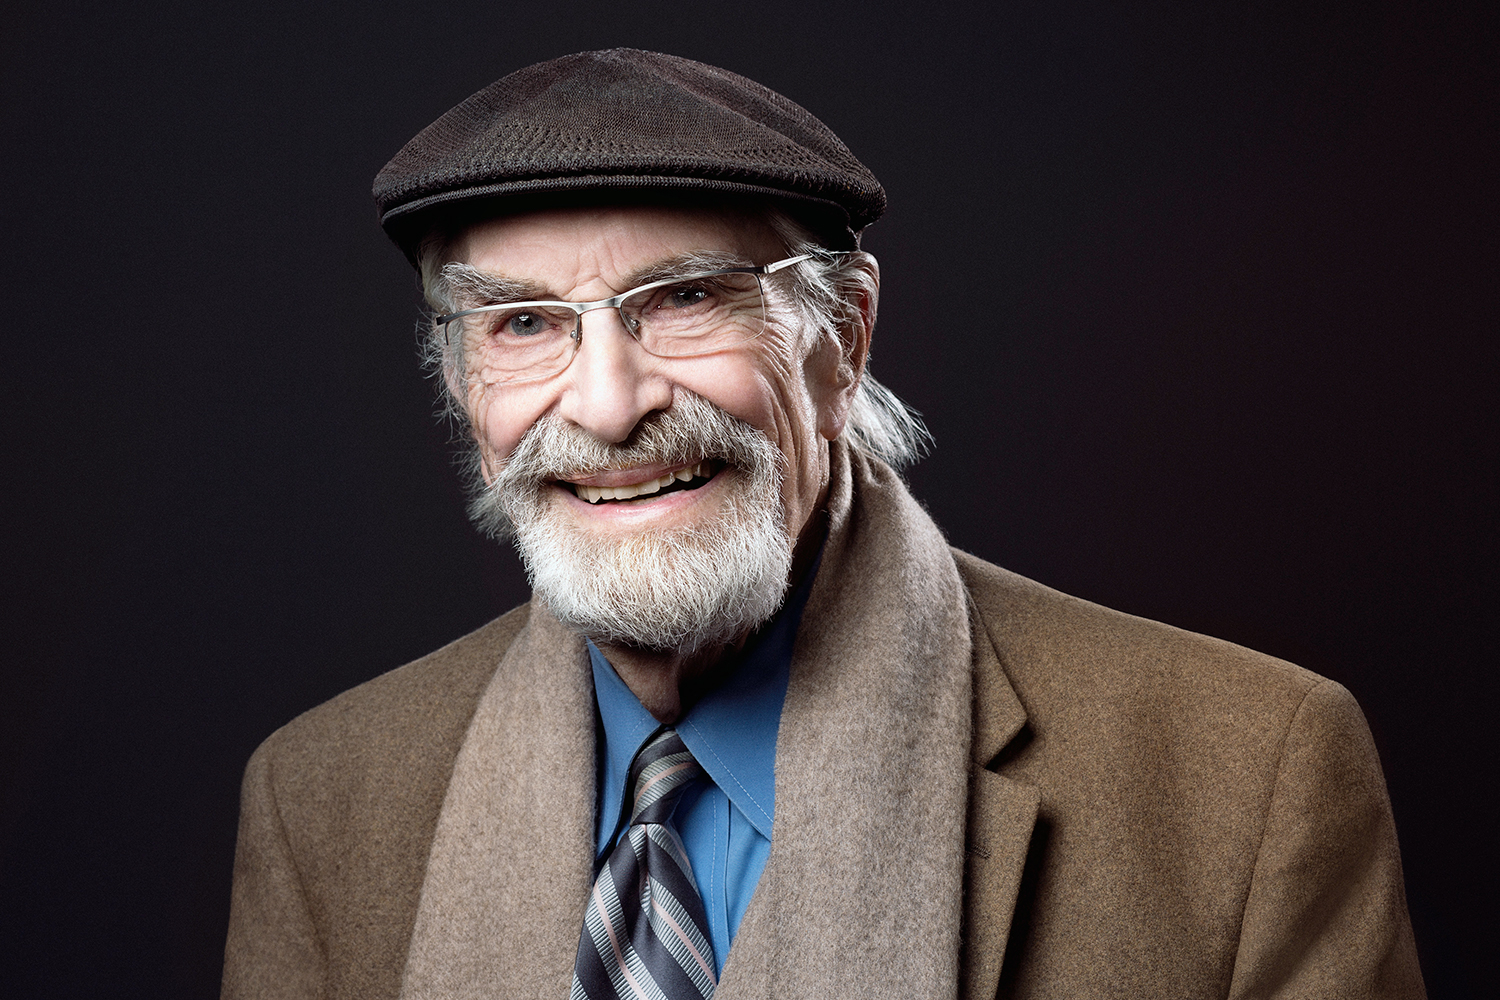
top-left (554, 307), bottom-right (674, 443)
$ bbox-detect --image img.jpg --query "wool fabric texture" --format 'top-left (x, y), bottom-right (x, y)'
top-left (372, 48), bottom-right (885, 261)
top-left (222, 442), bottom-right (1426, 999)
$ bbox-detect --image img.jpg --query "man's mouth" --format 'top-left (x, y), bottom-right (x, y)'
top-left (563, 461), bottom-right (718, 504)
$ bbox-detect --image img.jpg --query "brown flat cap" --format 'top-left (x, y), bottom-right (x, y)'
top-left (373, 48), bottom-right (885, 262)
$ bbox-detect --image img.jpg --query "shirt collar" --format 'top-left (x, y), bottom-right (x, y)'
top-left (590, 549), bottom-right (822, 846)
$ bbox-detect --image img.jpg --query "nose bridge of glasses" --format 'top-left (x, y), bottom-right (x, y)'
top-left (574, 295), bottom-right (639, 341)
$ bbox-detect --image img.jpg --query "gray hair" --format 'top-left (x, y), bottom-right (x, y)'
top-left (761, 211), bottom-right (931, 468)
top-left (415, 206), bottom-right (931, 470)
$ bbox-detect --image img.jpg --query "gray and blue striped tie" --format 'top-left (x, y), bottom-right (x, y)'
top-left (572, 728), bottom-right (718, 1000)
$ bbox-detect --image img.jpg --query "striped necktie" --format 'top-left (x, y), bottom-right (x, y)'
top-left (572, 727), bottom-right (718, 1000)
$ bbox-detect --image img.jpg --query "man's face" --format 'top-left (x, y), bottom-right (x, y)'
top-left (449, 205), bottom-right (855, 649)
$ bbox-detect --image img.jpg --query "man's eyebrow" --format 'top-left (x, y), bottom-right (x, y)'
top-left (439, 263), bottom-right (551, 305)
top-left (441, 250), bottom-right (754, 307)
top-left (621, 250), bottom-right (754, 289)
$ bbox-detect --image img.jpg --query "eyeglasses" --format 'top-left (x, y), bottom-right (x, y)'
top-left (436, 254), bottom-right (817, 385)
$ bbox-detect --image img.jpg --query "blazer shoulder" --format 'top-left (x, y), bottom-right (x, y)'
top-left (228, 609), bottom-right (533, 1000)
top-left (949, 551), bottom-right (1419, 998)
top-left (951, 547), bottom-right (1330, 718)
top-left (252, 603), bottom-right (532, 787)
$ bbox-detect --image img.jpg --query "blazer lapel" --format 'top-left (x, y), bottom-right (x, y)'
top-left (960, 594), bottom-right (1039, 1000)
top-left (962, 771), bottom-right (1039, 1000)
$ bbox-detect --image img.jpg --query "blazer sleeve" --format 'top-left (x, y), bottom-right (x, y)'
top-left (1226, 680), bottom-right (1425, 999)
top-left (221, 741), bottom-right (327, 1000)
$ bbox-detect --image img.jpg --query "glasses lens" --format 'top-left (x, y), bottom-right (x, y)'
top-left (450, 304), bottom-right (577, 383)
top-left (620, 272), bottom-right (766, 357)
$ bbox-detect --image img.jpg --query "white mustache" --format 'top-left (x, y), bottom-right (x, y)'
top-left (494, 392), bottom-right (780, 497)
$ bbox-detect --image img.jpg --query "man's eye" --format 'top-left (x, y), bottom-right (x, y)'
top-left (506, 311), bottom-right (546, 336)
top-left (663, 284), bottom-right (712, 309)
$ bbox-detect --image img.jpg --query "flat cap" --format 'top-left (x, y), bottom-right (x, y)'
top-left (373, 48), bottom-right (885, 262)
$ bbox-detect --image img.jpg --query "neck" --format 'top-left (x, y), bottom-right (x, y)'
top-left (595, 642), bottom-right (734, 724)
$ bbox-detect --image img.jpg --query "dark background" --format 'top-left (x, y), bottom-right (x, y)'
top-left (1, 1), bottom-right (1492, 995)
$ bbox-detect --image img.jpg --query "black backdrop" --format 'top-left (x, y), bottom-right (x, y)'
top-left (1, 2), bottom-right (1492, 995)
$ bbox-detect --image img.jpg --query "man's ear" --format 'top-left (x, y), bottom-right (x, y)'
top-left (813, 254), bottom-right (879, 441)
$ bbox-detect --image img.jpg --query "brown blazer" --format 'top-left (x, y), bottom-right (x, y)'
top-left (222, 561), bottom-right (1423, 999)
top-left (223, 452), bottom-right (1424, 999)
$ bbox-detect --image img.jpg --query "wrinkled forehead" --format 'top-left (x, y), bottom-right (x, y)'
top-left (449, 202), bottom-right (789, 294)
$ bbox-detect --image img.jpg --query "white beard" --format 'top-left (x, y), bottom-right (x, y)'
top-left (472, 393), bottom-right (793, 654)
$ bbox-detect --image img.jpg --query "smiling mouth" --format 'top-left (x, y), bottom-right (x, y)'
top-left (563, 461), bottom-right (719, 505)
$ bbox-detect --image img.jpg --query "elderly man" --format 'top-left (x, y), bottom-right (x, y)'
top-left (222, 50), bottom-right (1424, 999)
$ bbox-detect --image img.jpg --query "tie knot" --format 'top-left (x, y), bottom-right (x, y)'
top-left (628, 728), bottom-right (704, 826)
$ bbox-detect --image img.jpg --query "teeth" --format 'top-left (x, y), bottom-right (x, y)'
top-left (572, 462), bottom-right (709, 504)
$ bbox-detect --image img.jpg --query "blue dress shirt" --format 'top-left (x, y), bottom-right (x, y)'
top-left (588, 558), bottom-right (818, 974)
